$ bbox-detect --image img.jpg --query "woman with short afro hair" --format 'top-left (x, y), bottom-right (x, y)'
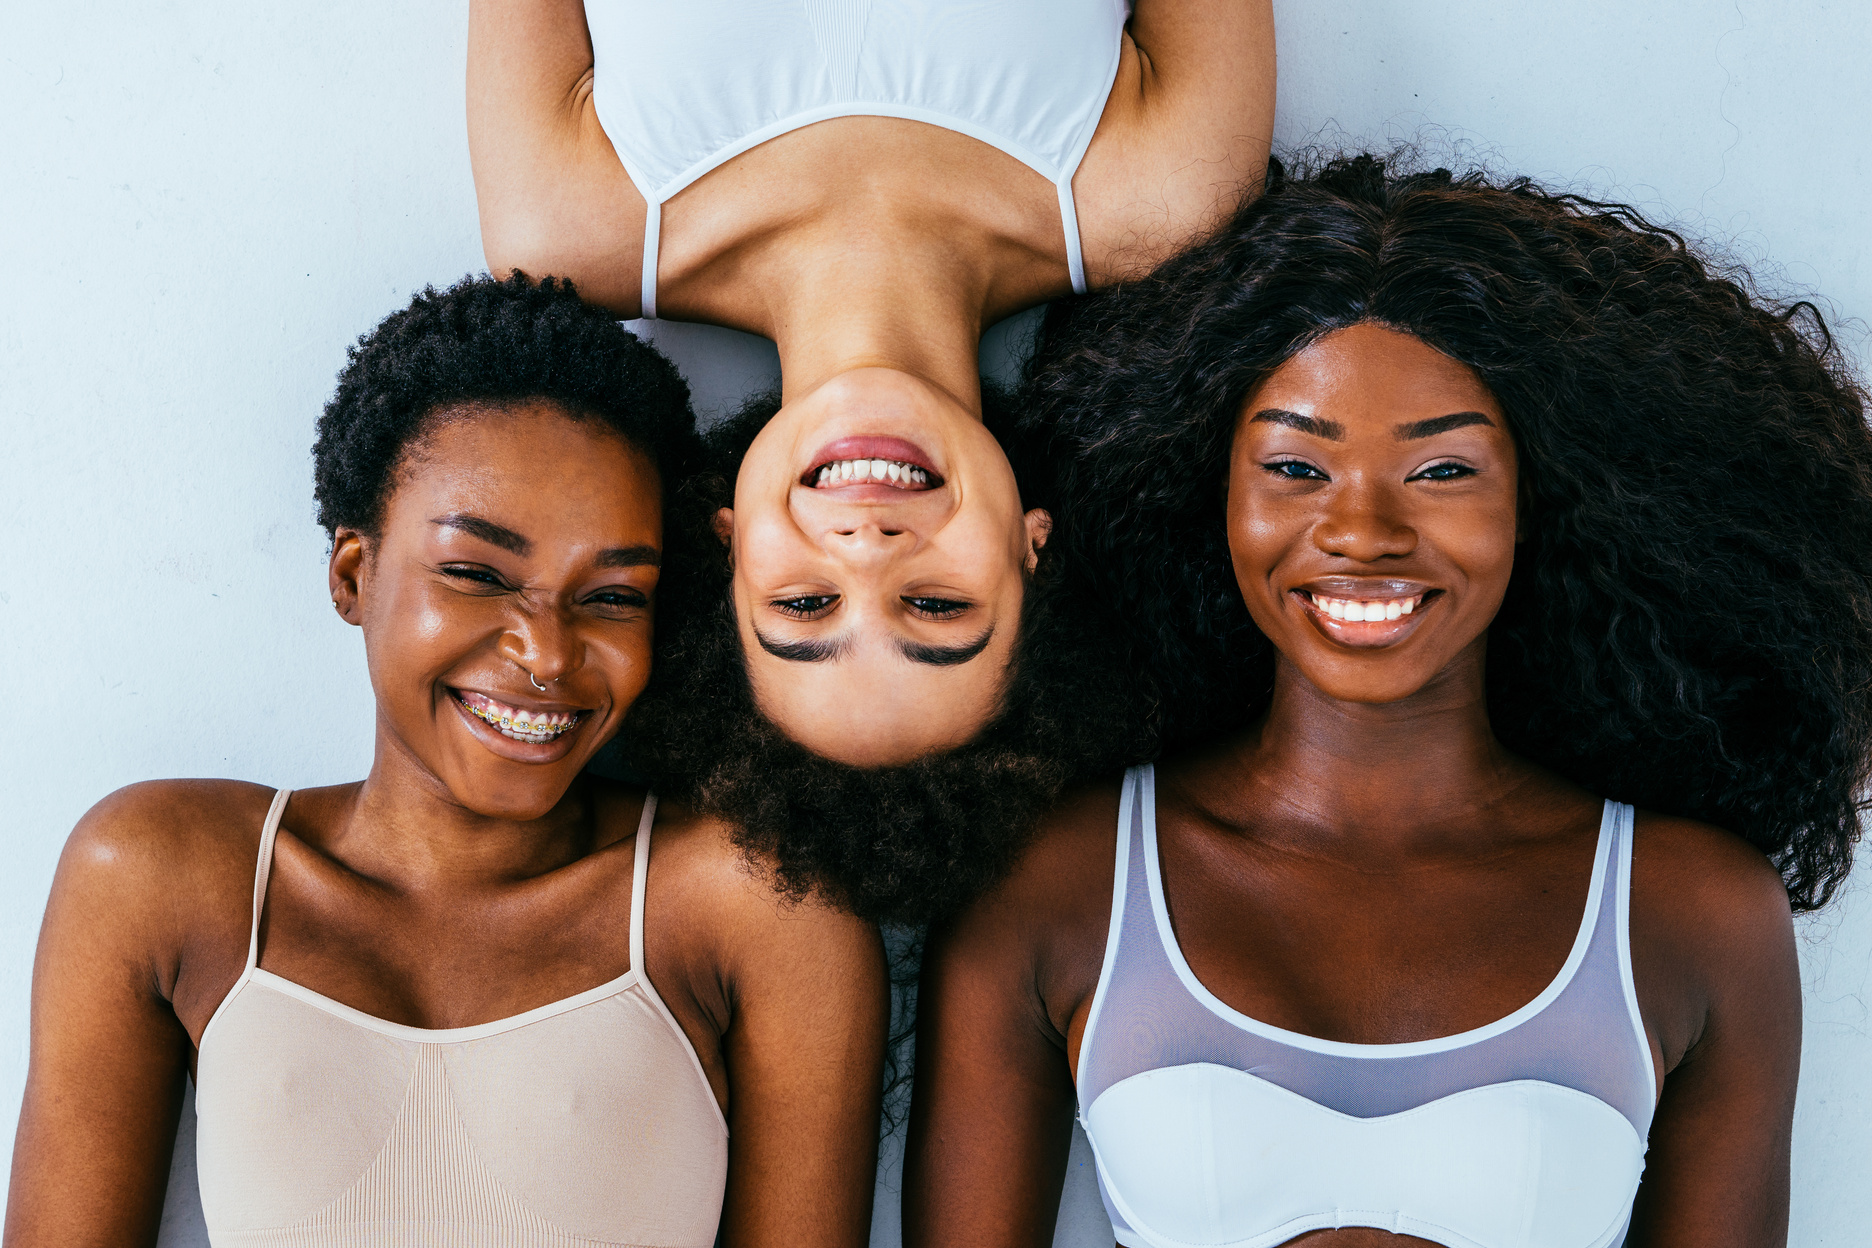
top-left (905, 154), bottom-right (1872, 1247)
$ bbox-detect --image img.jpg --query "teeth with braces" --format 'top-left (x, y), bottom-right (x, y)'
top-left (814, 458), bottom-right (930, 487)
top-left (1309, 593), bottom-right (1424, 622)
top-left (458, 693), bottom-right (581, 743)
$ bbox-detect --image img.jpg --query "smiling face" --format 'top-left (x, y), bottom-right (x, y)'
top-left (1228, 323), bottom-right (1520, 705)
top-left (330, 401), bottom-right (663, 819)
top-left (722, 367), bottom-right (1049, 765)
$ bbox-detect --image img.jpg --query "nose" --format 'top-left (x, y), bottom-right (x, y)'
top-left (1313, 476), bottom-right (1418, 563)
top-left (820, 519), bottom-right (917, 569)
top-left (496, 598), bottom-right (583, 686)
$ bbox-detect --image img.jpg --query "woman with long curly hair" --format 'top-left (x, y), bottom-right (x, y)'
top-left (468, 0), bottom-right (1273, 769)
top-left (905, 155), bottom-right (1872, 1247)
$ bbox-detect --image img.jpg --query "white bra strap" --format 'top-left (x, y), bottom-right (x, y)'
top-left (248, 789), bottom-right (292, 971)
top-left (1057, 180), bottom-right (1088, 295)
top-left (630, 793), bottom-right (659, 974)
top-left (640, 200), bottom-right (661, 319)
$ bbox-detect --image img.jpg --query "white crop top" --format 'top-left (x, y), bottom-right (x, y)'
top-left (583, 0), bottom-right (1130, 316)
top-left (194, 791), bottom-right (728, 1247)
top-left (1077, 766), bottom-right (1658, 1248)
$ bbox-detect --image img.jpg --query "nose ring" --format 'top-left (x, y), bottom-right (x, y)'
top-left (529, 671), bottom-right (548, 692)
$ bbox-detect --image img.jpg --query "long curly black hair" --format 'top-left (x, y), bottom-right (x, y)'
top-left (1020, 152), bottom-right (1872, 912)
top-left (623, 388), bottom-right (1137, 924)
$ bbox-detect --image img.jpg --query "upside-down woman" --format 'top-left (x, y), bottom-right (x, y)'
top-left (6, 277), bottom-right (889, 1247)
top-left (906, 156), bottom-right (1872, 1247)
top-left (467, 0), bottom-right (1275, 771)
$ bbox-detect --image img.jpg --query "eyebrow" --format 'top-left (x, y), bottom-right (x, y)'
top-left (753, 627), bottom-right (850, 663)
top-left (1249, 409), bottom-right (1345, 440)
top-left (750, 625), bottom-right (995, 667)
top-left (898, 626), bottom-right (995, 667)
top-left (1393, 411), bottom-right (1495, 440)
top-left (431, 515), bottom-right (660, 568)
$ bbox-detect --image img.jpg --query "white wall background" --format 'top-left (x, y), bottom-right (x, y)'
top-left (2, 2), bottom-right (1867, 1243)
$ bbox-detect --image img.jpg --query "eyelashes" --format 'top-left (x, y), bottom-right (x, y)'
top-left (768, 595), bottom-right (973, 620)
top-left (439, 565), bottom-right (648, 610)
top-left (1259, 459), bottom-right (1481, 483)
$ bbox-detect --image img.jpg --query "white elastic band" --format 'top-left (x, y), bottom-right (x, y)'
top-left (640, 200), bottom-right (661, 319)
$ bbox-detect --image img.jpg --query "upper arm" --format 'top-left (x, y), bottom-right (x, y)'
top-left (466, 0), bottom-right (646, 314)
top-left (4, 787), bottom-right (209, 1247)
top-left (902, 796), bottom-right (1118, 1248)
top-left (710, 881), bottom-right (889, 1248)
top-left (1075, 0), bottom-right (1276, 280)
top-left (1626, 818), bottom-right (1802, 1247)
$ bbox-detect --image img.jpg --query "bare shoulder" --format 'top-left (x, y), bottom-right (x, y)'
top-left (61, 779), bottom-right (276, 902)
top-left (1630, 809), bottom-right (1794, 945)
top-left (647, 800), bottom-right (884, 978)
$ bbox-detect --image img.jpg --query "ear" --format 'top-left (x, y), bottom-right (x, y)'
top-left (1022, 508), bottom-right (1052, 573)
top-left (712, 508), bottom-right (735, 566)
top-left (328, 529), bottom-right (367, 626)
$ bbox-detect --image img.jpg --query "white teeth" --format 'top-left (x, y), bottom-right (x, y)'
top-left (813, 458), bottom-right (931, 488)
top-left (460, 694), bottom-right (579, 743)
top-left (1385, 600), bottom-right (1402, 620)
top-left (1311, 594), bottom-right (1424, 621)
top-left (1327, 599), bottom-right (1346, 619)
top-left (1402, 598), bottom-right (1414, 614)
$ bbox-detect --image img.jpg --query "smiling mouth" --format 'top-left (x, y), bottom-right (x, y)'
top-left (1305, 591), bottom-right (1427, 622)
top-left (454, 690), bottom-right (584, 744)
top-left (808, 457), bottom-right (937, 490)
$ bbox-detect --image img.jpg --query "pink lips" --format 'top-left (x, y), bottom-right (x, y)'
top-left (803, 436), bottom-right (939, 480)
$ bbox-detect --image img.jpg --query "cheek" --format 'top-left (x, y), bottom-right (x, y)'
top-left (1225, 484), bottom-right (1301, 606)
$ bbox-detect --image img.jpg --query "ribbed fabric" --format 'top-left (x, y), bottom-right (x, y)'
top-left (196, 792), bottom-right (727, 1248)
top-left (585, 0), bottom-right (1129, 315)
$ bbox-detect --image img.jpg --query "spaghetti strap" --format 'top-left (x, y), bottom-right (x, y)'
top-left (247, 789), bottom-right (292, 971)
top-left (640, 201), bottom-right (661, 319)
top-left (630, 793), bottom-right (659, 974)
top-left (1057, 180), bottom-right (1088, 294)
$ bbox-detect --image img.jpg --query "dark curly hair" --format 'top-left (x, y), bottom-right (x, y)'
top-left (1021, 152), bottom-right (1872, 912)
top-left (623, 388), bottom-right (1136, 924)
top-left (314, 272), bottom-right (698, 536)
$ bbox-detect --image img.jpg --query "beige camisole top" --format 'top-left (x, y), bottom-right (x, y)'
top-left (194, 790), bottom-right (728, 1247)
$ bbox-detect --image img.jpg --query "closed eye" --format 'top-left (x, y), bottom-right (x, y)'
top-left (440, 564), bottom-right (510, 590)
top-left (585, 587), bottom-right (650, 609)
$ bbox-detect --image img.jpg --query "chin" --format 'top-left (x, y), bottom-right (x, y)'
top-left (446, 770), bottom-right (578, 822)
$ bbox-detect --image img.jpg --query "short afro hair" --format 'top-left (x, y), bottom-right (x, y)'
top-left (622, 388), bottom-right (1138, 924)
top-left (314, 272), bottom-right (697, 536)
top-left (1022, 152), bottom-right (1872, 912)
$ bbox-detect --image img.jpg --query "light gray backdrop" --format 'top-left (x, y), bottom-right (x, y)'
top-left (3, 3), bottom-right (1867, 1244)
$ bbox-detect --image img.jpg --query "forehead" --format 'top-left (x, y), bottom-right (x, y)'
top-left (387, 401), bottom-right (662, 527)
top-left (1246, 324), bottom-right (1503, 428)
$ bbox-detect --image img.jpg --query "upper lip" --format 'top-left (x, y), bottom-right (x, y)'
top-left (452, 687), bottom-right (590, 715)
top-left (1294, 577), bottom-right (1435, 602)
top-left (801, 435), bottom-right (943, 486)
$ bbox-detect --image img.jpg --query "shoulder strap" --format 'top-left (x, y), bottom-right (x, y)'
top-left (1056, 181), bottom-right (1088, 294)
top-left (630, 793), bottom-right (660, 974)
top-left (640, 200), bottom-right (661, 319)
top-left (247, 789), bottom-right (292, 971)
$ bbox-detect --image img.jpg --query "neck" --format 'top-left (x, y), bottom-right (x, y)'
top-left (1225, 641), bottom-right (1524, 848)
top-left (321, 723), bottom-right (597, 890)
top-left (764, 234), bottom-right (988, 411)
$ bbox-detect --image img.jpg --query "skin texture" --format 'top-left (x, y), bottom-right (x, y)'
top-left (6, 404), bottom-right (889, 1248)
top-left (904, 326), bottom-right (1801, 1248)
top-left (466, 0), bottom-right (1276, 762)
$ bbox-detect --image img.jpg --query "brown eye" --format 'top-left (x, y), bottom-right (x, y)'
top-left (1413, 461), bottom-right (1477, 482)
top-left (903, 597), bottom-right (969, 619)
top-left (1265, 460), bottom-right (1327, 481)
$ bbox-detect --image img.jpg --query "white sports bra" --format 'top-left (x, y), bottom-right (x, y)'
top-left (194, 791), bottom-right (728, 1247)
top-left (583, 0), bottom-right (1130, 316)
top-left (1077, 766), bottom-right (1658, 1248)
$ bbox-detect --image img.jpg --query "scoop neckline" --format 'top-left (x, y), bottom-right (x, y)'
top-left (242, 964), bottom-right (643, 1043)
top-left (1138, 766), bottom-right (1617, 1059)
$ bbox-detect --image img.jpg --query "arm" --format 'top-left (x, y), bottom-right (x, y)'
top-left (1075, 0), bottom-right (1277, 279)
top-left (712, 886), bottom-right (889, 1246)
top-left (902, 904), bottom-right (1081, 1247)
top-left (4, 791), bottom-right (198, 1247)
top-left (1625, 818), bottom-right (1803, 1247)
top-left (466, 0), bottom-right (645, 313)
